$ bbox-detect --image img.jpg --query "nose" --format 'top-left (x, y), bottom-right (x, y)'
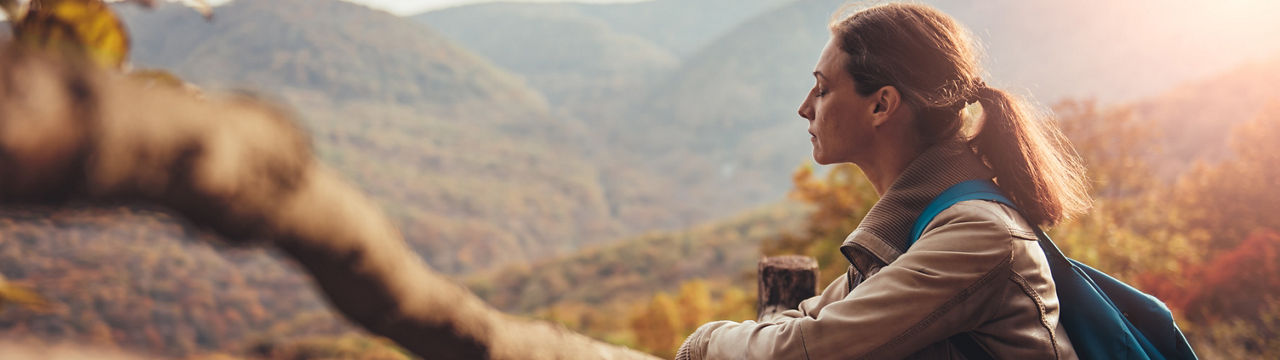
top-left (798, 94), bottom-right (815, 121)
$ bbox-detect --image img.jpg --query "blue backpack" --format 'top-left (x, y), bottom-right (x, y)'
top-left (908, 179), bottom-right (1198, 360)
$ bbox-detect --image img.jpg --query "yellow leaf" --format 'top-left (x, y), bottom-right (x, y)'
top-left (16, 0), bottom-right (130, 68)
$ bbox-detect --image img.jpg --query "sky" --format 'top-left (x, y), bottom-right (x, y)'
top-left (206, 0), bottom-right (644, 15)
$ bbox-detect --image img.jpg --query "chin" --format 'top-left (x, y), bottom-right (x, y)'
top-left (812, 152), bottom-right (832, 165)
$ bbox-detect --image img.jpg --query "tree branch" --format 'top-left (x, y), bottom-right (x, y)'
top-left (0, 45), bottom-right (657, 360)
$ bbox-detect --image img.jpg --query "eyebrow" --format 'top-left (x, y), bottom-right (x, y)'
top-left (813, 71), bottom-right (827, 81)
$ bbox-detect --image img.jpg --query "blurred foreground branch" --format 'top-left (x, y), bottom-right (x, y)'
top-left (0, 45), bottom-right (656, 360)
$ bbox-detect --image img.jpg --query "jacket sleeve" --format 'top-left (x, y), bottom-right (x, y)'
top-left (679, 203), bottom-right (1016, 360)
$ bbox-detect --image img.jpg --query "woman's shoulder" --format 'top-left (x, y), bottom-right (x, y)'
top-left (925, 199), bottom-right (1040, 242)
top-left (900, 199), bottom-right (1045, 288)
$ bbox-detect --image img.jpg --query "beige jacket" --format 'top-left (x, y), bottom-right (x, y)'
top-left (678, 139), bottom-right (1077, 359)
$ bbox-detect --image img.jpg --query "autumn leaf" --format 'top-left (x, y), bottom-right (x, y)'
top-left (15, 0), bottom-right (131, 68)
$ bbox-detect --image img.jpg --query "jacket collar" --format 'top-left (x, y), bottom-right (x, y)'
top-left (839, 137), bottom-right (994, 275)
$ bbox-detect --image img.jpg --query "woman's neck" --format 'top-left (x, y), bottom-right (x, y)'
top-left (862, 137), bottom-right (927, 196)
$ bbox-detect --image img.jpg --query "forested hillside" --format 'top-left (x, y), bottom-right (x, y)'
top-left (469, 203), bottom-right (807, 314)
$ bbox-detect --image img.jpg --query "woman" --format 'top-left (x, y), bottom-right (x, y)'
top-left (677, 3), bottom-right (1091, 359)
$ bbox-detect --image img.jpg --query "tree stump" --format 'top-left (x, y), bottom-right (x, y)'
top-left (757, 255), bottom-right (818, 321)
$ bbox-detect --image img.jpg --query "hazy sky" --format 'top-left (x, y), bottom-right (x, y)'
top-left (205, 0), bottom-right (644, 15)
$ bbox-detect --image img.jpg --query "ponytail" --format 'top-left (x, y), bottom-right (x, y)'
top-left (972, 86), bottom-right (1092, 226)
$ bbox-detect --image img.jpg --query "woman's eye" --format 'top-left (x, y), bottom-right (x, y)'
top-left (815, 87), bottom-right (827, 97)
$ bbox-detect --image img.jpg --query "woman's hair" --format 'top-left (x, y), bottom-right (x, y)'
top-left (830, 3), bottom-right (1091, 226)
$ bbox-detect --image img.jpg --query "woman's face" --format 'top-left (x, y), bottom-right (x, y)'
top-left (798, 38), bottom-right (878, 166)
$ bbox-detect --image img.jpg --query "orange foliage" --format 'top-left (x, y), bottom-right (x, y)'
top-left (629, 293), bottom-right (681, 358)
top-left (1140, 230), bottom-right (1280, 323)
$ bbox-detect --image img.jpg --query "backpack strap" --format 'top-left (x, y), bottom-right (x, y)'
top-left (909, 179), bottom-right (1014, 246)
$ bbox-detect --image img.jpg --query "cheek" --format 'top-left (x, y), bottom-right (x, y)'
top-left (818, 102), bottom-right (854, 138)
top-left (816, 102), bottom-right (871, 160)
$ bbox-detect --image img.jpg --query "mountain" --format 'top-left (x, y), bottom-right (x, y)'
top-left (412, 0), bottom-right (792, 158)
top-left (125, 0), bottom-right (543, 116)
top-left (415, 3), bottom-right (678, 110)
top-left (571, 0), bottom-right (795, 57)
top-left (117, 0), bottom-right (633, 273)
top-left (413, 0), bottom-right (808, 234)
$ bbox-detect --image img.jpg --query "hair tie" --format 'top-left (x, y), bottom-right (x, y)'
top-left (965, 79), bottom-right (987, 104)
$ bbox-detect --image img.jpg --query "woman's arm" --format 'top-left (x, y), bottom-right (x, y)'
top-left (680, 203), bottom-right (1016, 359)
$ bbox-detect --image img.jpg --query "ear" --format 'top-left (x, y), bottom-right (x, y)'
top-left (869, 86), bottom-right (902, 128)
